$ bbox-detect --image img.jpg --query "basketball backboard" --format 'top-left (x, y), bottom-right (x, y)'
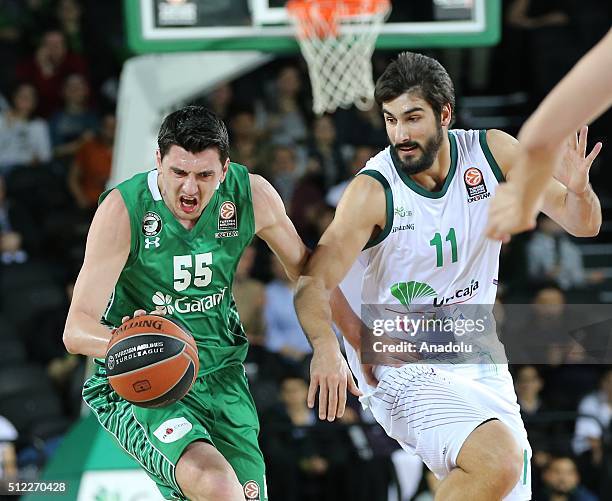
top-left (124, 0), bottom-right (501, 53)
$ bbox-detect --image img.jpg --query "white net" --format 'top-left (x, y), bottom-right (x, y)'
top-left (287, 0), bottom-right (391, 114)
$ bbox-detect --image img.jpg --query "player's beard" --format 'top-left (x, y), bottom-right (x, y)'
top-left (391, 124), bottom-right (444, 175)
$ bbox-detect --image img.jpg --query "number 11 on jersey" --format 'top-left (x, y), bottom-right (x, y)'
top-left (429, 228), bottom-right (458, 267)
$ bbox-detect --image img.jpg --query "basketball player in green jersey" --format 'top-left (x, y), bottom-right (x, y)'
top-left (63, 106), bottom-right (358, 501)
top-left (295, 52), bottom-right (602, 501)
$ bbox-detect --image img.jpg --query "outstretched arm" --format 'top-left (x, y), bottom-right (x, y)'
top-left (251, 173), bottom-right (309, 282)
top-left (485, 129), bottom-right (602, 239)
top-left (251, 173), bottom-right (362, 420)
top-left (486, 29), bottom-right (611, 238)
top-left (294, 174), bottom-right (387, 416)
top-left (295, 175), bottom-right (385, 348)
top-left (63, 189), bottom-right (131, 357)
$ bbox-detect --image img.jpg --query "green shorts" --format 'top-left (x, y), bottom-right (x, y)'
top-left (83, 363), bottom-right (267, 500)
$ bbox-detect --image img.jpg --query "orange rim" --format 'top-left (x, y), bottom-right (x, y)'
top-left (287, 0), bottom-right (391, 22)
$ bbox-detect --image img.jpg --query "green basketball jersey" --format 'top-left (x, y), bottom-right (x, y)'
top-left (100, 163), bottom-right (255, 375)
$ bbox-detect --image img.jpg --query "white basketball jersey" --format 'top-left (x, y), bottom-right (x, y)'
top-left (341, 129), bottom-right (510, 387)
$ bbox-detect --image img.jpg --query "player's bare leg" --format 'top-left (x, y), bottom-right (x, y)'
top-left (434, 420), bottom-right (522, 501)
top-left (176, 441), bottom-right (244, 501)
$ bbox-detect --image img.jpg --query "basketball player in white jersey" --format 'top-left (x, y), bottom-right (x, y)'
top-left (294, 52), bottom-right (602, 500)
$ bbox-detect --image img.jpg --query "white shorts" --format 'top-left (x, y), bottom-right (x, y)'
top-left (366, 365), bottom-right (532, 501)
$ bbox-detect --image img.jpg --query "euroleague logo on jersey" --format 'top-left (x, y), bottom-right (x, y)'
top-left (464, 167), bottom-right (482, 186)
top-left (216, 201), bottom-right (239, 238)
top-left (243, 480), bottom-right (260, 501)
top-left (220, 201), bottom-right (235, 220)
top-left (464, 167), bottom-right (490, 203)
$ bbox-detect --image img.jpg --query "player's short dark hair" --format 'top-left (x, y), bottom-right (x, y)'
top-left (157, 105), bottom-right (229, 163)
top-left (374, 52), bottom-right (455, 126)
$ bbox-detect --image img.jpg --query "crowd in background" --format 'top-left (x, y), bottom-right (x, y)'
top-left (0, 1), bottom-right (611, 500)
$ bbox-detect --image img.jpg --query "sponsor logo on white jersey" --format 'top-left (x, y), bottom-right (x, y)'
top-left (390, 281), bottom-right (437, 307)
top-left (394, 206), bottom-right (413, 218)
top-left (433, 279), bottom-right (480, 307)
top-left (390, 279), bottom-right (480, 307)
top-left (392, 224), bottom-right (415, 233)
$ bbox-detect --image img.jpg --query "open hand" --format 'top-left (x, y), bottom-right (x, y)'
top-left (308, 342), bottom-right (361, 421)
top-left (556, 125), bottom-right (602, 194)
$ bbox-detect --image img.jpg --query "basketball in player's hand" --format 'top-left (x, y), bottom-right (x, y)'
top-left (105, 315), bottom-right (199, 408)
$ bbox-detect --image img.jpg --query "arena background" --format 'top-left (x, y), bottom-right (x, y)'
top-left (0, 1), bottom-right (610, 499)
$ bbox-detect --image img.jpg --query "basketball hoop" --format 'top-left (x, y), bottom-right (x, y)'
top-left (287, 0), bottom-right (391, 114)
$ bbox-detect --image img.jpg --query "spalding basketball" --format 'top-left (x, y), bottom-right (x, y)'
top-left (105, 315), bottom-right (199, 408)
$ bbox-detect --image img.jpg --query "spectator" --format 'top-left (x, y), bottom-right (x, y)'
top-left (269, 143), bottom-right (302, 203)
top-left (306, 114), bottom-right (346, 190)
top-left (538, 455), bottom-right (598, 501)
top-left (67, 111), bottom-right (114, 209)
top-left (205, 83), bottom-right (233, 121)
top-left (312, 203), bottom-right (335, 244)
top-left (532, 286), bottom-right (568, 364)
top-left (503, 285), bottom-right (567, 365)
top-left (0, 415), bottom-right (18, 484)
top-left (15, 28), bottom-right (88, 117)
top-left (264, 255), bottom-right (312, 363)
top-left (49, 73), bottom-right (98, 166)
top-left (515, 365), bottom-right (574, 493)
top-left (261, 374), bottom-right (352, 501)
top-left (0, 82), bottom-right (51, 174)
top-left (572, 369), bottom-right (612, 490)
top-left (527, 216), bottom-right (586, 290)
top-left (228, 109), bottom-right (266, 174)
top-left (241, 278), bottom-right (291, 413)
top-left (0, 175), bottom-right (40, 264)
top-left (233, 244), bottom-right (265, 340)
top-left (507, 0), bottom-right (577, 102)
top-left (516, 287), bottom-right (601, 411)
top-left (55, 0), bottom-right (85, 54)
top-left (263, 65), bottom-right (309, 145)
top-left (517, 364), bottom-right (545, 410)
top-left (289, 156), bottom-right (326, 245)
top-left (261, 374), bottom-right (321, 501)
top-left (326, 145), bottom-right (376, 207)
top-left (334, 105), bottom-right (388, 148)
